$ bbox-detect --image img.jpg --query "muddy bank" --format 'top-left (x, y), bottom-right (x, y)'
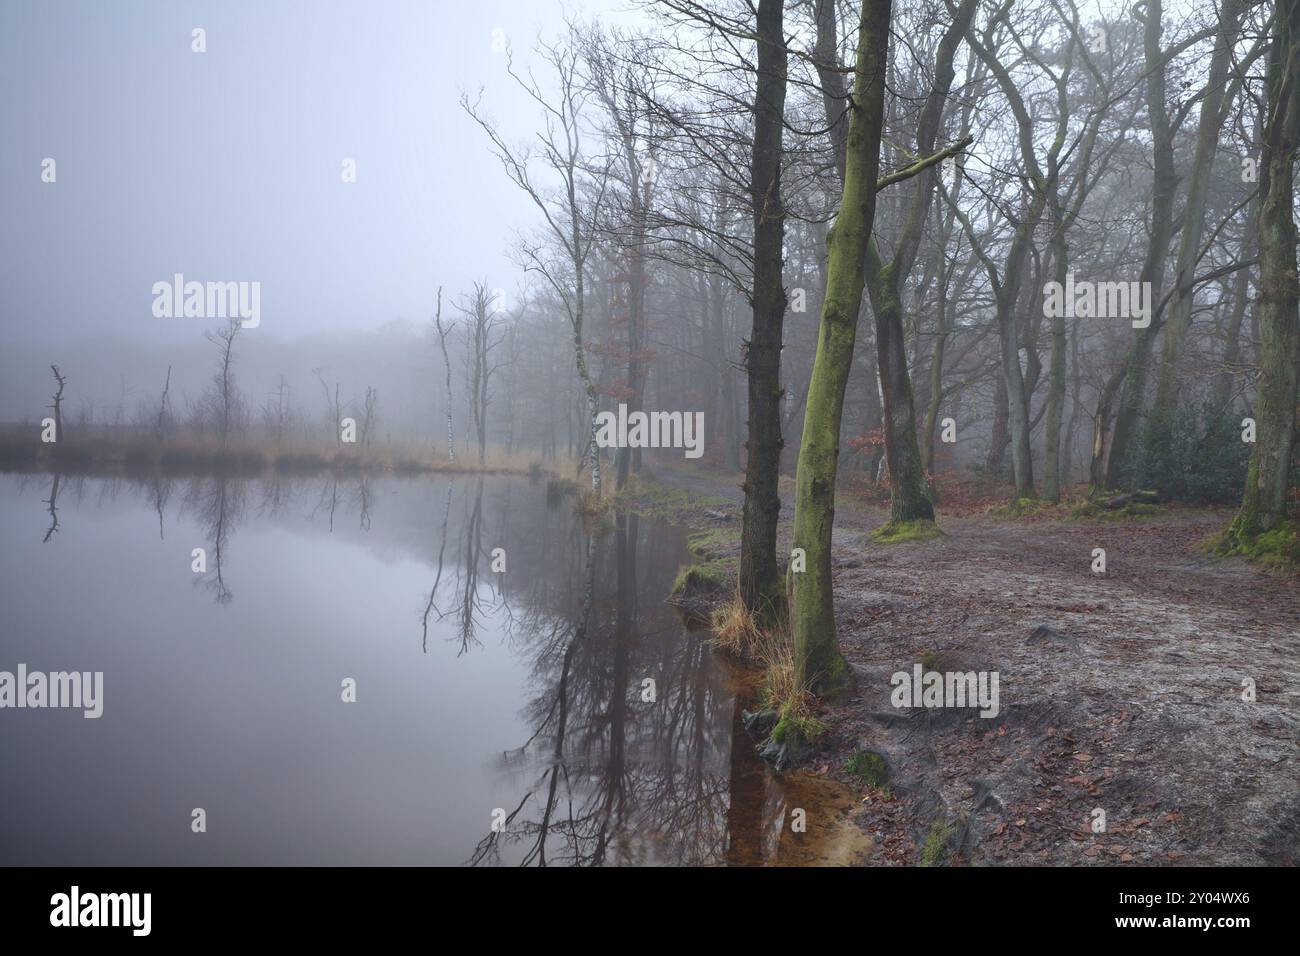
top-left (638, 463), bottom-right (1300, 866)
top-left (719, 661), bottom-right (872, 866)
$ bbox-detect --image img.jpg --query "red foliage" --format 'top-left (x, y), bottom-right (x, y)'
top-left (848, 425), bottom-right (885, 455)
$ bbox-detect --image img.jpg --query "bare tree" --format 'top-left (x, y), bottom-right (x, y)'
top-left (457, 283), bottom-right (508, 464)
top-left (463, 25), bottom-right (613, 494)
top-left (155, 365), bottom-right (173, 441)
top-left (584, 25), bottom-right (661, 491)
top-left (360, 386), bottom-right (379, 449)
top-left (312, 367), bottom-right (341, 447)
top-left (202, 320), bottom-right (244, 448)
top-left (48, 364), bottom-right (66, 443)
top-left (433, 286), bottom-right (456, 461)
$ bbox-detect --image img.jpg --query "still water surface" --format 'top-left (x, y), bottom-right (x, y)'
top-left (0, 471), bottom-right (867, 865)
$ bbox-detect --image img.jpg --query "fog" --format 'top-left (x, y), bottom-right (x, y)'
top-left (0, 0), bottom-right (644, 427)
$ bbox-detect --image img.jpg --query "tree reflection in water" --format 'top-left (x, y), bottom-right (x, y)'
top-left (14, 471), bottom-right (841, 865)
top-left (467, 509), bottom-right (745, 866)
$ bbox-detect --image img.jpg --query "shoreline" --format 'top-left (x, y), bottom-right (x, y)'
top-left (0, 439), bottom-right (558, 481)
top-left (628, 462), bottom-right (1299, 867)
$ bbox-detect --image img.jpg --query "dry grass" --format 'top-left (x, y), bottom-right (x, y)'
top-left (709, 595), bottom-right (763, 656)
top-left (709, 595), bottom-right (820, 735)
top-left (753, 622), bottom-right (813, 722)
top-left (0, 426), bottom-right (574, 479)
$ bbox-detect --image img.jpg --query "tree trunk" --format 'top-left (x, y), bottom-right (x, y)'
top-left (987, 372), bottom-right (1008, 475)
top-left (790, 0), bottom-right (891, 695)
top-left (1041, 220), bottom-right (1068, 501)
top-left (866, 263), bottom-right (934, 520)
top-left (1229, 0), bottom-right (1300, 539)
top-left (1105, 0), bottom-right (1176, 489)
top-left (1062, 318), bottom-right (1083, 487)
top-left (860, 0), bottom-right (973, 521)
top-left (1150, 0), bottom-right (1244, 430)
top-left (999, 278), bottom-right (1036, 498)
top-left (739, 0), bottom-right (788, 621)
top-left (921, 270), bottom-right (950, 474)
top-left (1213, 258), bottom-right (1252, 414)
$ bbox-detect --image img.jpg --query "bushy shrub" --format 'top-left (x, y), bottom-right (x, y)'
top-left (1116, 403), bottom-right (1248, 503)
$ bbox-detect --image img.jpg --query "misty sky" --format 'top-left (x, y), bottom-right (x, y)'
top-left (0, 0), bottom-right (644, 353)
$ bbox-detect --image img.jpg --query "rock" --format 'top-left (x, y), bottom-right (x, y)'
top-left (757, 733), bottom-right (815, 771)
top-left (1026, 624), bottom-right (1081, 651)
top-left (741, 708), bottom-right (779, 738)
top-left (704, 509), bottom-right (731, 521)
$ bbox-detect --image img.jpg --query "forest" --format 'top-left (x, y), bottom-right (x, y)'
top-left (1, 0), bottom-right (1297, 876)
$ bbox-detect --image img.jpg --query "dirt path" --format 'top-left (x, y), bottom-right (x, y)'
top-left (649, 462), bottom-right (1300, 866)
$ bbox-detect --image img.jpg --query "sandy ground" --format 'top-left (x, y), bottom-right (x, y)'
top-left (648, 462), bottom-right (1299, 866)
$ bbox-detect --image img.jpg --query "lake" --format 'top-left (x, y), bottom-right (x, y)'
top-left (0, 471), bottom-right (867, 866)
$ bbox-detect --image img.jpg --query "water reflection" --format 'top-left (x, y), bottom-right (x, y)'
top-left (41, 472), bottom-right (60, 542)
top-left (2, 471), bottom-right (866, 866)
top-left (187, 477), bottom-right (243, 604)
top-left (148, 473), bottom-right (170, 540)
top-left (467, 510), bottom-right (743, 866)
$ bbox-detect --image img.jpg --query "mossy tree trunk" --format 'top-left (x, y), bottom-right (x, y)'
top-left (789, 0), bottom-right (892, 695)
top-left (836, 0), bottom-right (975, 525)
top-left (1229, 0), bottom-right (1300, 539)
top-left (1104, 0), bottom-right (1176, 490)
top-left (865, 259), bottom-right (934, 522)
top-left (1149, 0), bottom-right (1245, 441)
top-left (739, 0), bottom-right (789, 622)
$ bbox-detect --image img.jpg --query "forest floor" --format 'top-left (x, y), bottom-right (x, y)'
top-left (631, 458), bottom-right (1300, 867)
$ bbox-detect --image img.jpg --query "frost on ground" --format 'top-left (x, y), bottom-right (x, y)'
top-left (827, 509), bottom-right (1299, 866)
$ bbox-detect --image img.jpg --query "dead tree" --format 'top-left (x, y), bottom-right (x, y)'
top-left (457, 282), bottom-right (507, 465)
top-left (313, 368), bottom-right (341, 446)
top-left (155, 365), bottom-right (172, 440)
top-left (48, 365), bottom-right (66, 442)
top-left (203, 320), bottom-right (242, 447)
top-left (361, 387), bottom-right (378, 449)
top-left (433, 286), bottom-right (456, 461)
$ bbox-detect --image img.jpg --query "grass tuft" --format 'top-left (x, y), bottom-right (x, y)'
top-left (1071, 501), bottom-right (1164, 521)
top-left (710, 595), bottom-right (762, 657)
top-left (752, 618), bottom-right (826, 745)
top-left (986, 496), bottom-right (1058, 519)
top-left (844, 750), bottom-right (890, 797)
top-left (920, 819), bottom-right (953, 866)
top-left (671, 562), bottom-right (728, 598)
top-left (870, 518), bottom-right (945, 544)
